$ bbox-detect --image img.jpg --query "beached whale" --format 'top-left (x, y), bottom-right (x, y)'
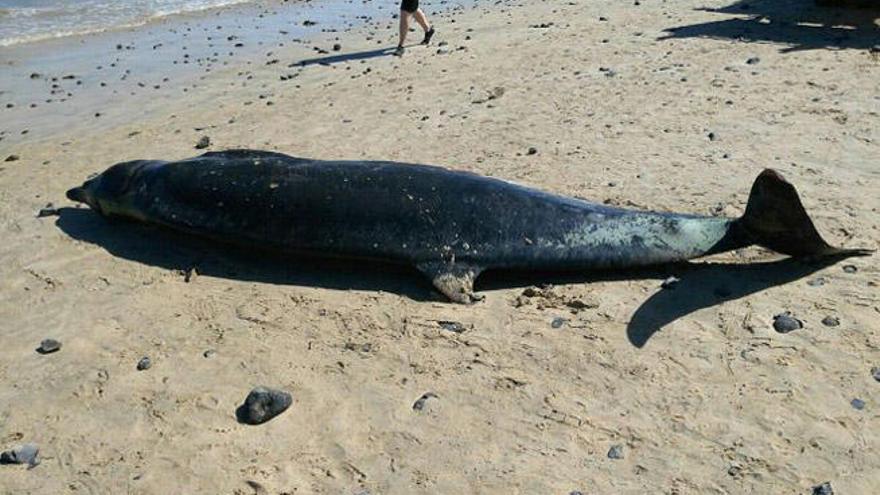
top-left (66, 150), bottom-right (869, 302)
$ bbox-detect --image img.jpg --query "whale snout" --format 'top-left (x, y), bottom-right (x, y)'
top-left (66, 186), bottom-right (86, 203)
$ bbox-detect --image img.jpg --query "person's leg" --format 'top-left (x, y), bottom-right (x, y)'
top-left (413, 8), bottom-right (430, 31)
top-left (413, 8), bottom-right (435, 45)
top-left (398, 10), bottom-right (410, 47)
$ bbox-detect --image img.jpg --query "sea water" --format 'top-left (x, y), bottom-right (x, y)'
top-left (0, 0), bottom-right (255, 46)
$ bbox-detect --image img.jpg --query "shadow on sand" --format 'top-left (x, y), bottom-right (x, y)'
top-left (56, 207), bottom-right (863, 348)
top-left (295, 44), bottom-right (420, 66)
top-left (661, 0), bottom-right (880, 52)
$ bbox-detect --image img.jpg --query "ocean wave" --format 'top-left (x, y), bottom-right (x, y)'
top-left (0, 0), bottom-right (256, 47)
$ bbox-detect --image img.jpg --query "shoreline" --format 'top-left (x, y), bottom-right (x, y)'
top-left (1, 1), bottom-right (878, 493)
top-left (0, 0), bottom-right (475, 146)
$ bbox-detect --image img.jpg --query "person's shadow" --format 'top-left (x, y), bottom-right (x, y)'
top-left (295, 44), bottom-right (420, 67)
top-left (660, 0), bottom-right (880, 52)
top-left (56, 207), bottom-right (868, 348)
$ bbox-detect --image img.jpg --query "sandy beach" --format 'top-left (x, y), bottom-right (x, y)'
top-left (1, 0), bottom-right (878, 493)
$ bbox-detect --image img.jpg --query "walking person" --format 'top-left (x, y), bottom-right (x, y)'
top-left (395, 0), bottom-right (435, 56)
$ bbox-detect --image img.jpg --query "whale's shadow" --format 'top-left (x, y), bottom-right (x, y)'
top-left (56, 207), bottom-right (859, 347)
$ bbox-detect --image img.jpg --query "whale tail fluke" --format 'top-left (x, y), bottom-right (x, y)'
top-left (740, 169), bottom-right (872, 258)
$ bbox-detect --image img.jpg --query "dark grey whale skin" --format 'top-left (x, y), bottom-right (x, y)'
top-left (66, 150), bottom-right (869, 302)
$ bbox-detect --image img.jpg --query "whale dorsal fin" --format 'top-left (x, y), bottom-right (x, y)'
top-left (198, 149), bottom-right (305, 161)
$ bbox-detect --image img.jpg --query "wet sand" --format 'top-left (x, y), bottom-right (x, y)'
top-left (1, 0), bottom-right (878, 493)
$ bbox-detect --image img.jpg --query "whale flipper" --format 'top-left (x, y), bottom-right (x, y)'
top-left (417, 261), bottom-right (484, 304)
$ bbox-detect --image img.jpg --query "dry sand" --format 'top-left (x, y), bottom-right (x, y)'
top-left (1, 0), bottom-right (879, 493)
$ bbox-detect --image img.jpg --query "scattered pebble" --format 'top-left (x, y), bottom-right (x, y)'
top-left (851, 398), bottom-right (865, 410)
top-left (551, 317), bottom-right (566, 329)
top-left (37, 339), bottom-right (61, 354)
top-left (842, 264), bottom-right (857, 273)
top-left (821, 316), bottom-right (840, 327)
top-left (412, 392), bottom-right (438, 411)
top-left (772, 313), bottom-right (803, 333)
top-left (237, 386), bottom-right (292, 425)
top-left (607, 444), bottom-right (624, 460)
top-left (707, 131), bottom-right (717, 141)
top-left (203, 349), bottom-right (217, 358)
top-left (872, 366), bottom-right (880, 382)
top-left (194, 135), bottom-right (211, 149)
top-left (332, 43), bottom-right (341, 51)
top-left (807, 277), bottom-right (826, 287)
top-left (136, 356), bottom-right (152, 371)
top-left (37, 203), bottom-right (59, 218)
top-left (527, 147), bottom-right (538, 155)
top-left (812, 481), bottom-right (834, 495)
top-left (0, 443), bottom-right (40, 467)
top-left (746, 57), bottom-right (760, 65)
top-left (5, 155), bottom-right (19, 162)
top-left (661, 276), bottom-right (680, 289)
top-left (438, 321), bottom-right (466, 333)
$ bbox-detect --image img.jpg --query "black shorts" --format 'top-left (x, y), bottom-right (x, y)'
top-left (400, 0), bottom-right (419, 13)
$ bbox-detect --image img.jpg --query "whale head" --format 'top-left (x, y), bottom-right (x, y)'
top-left (67, 160), bottom-right (155, 216)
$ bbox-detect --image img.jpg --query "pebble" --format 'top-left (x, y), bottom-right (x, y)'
top-left (4, 155), bottom-right (19, 162)
top-left (772, 313), bottom-right (802, 333)
top-left (37, 339), bottom-right (61, 354)
top-left (332, 43), bottom-right (341, 51)
top-left (136, 356), bottom-right (152, 371)
top-left (527, 147), bottom-right (538, 155)
top-left (194, 135), bottom-right (211, 149)
top-left (661, 276), bottom-right (680, 289)
top-left (821, 316), bottom-right (839, 327)
top-left (872, 366), bottom-right (880, 382)
top-left (203, 349), bottom-right (216, 358)
top-left (551, 317), bottom-right (566, 329)
top-left (707, 131), bottom-right (717, 141)
top-left (746, 57), bottom-right (761, 65)
top-left (842, 264), bottom-right (857, 273)
top-left (412, 392), bottom-right (438, 411)
top-left (812, 481), bottom-right (834, 495)
top-left (37, 203), bottom-right (59, 218)
top-left (0, 443), bottom-right (40, 467)
top-left (438, 321), bottom-right (466, 333)
top-left (607, 444), bottom-right (624, 459)
top-left (806, 277), bottom-right (826, 287)
top-left (851, 398), bottom-right (865, 410)
top-left (237, 386), bottom-right (292, 425)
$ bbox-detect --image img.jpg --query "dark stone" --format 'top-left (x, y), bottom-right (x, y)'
top-left (333, 43), bottom-right (342, 51)
top-left (746, 57), bottom-right (760, 65)
top-left (807, 277), bottom-right (826, 287)
top-left (527, 147), bottom-right (538, 155)
top-left (37, 204), bottom-right (59, 217)
top-left (773, 313), bottom-right (803, 333)
top-left (708, 132), bottom-right (717, 141)
top-left (37, 339), bottom-right (61, 354)
top-left (0, 443), bottom-right (39, 467)
top-left (438, 321), bottom-right (466, 333)
top-left (236, 386), bottom-right (292, 425)
top-left (812, 481), bottom-right (834, 495)
top-left (851, 398), bottom-right (865, 410)
top-left (137, 356), bottom-right (152, 371)
top-left (203, 349), bottom-right (216, 358)
top-left (195, 136), bottom-right (211, 149)
top-left (551, 317), bottom-right (566, 329)
top-left (842, 265), bottom-right (857, 273)
top-left (4, 155), bottom-right (19, 162)
top-left (821, 316), bottom-right (839, 327)
top-left (412, 392), bottom-right (438, 411)
top-left (872, 366), bottom-right (880, 382)
top-left (607, 444), bottom-right (624, 459)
